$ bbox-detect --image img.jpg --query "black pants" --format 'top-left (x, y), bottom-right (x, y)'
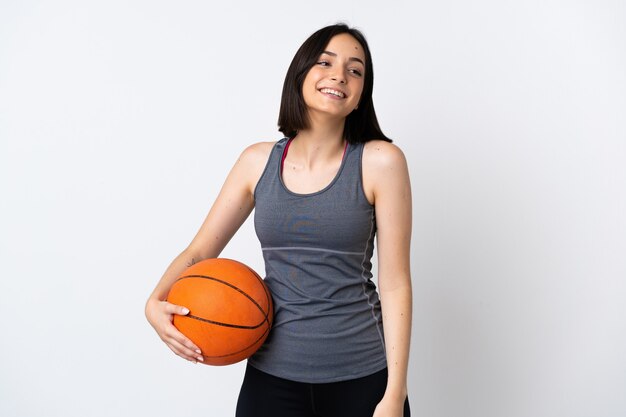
top-left (236, 364), bottom-right (410, 417)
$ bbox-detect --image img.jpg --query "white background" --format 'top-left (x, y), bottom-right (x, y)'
top-left (1, 1), bottom-right (625, 416)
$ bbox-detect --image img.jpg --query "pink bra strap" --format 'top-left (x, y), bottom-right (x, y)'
top-left (281, 138), bottom-right (294, 173)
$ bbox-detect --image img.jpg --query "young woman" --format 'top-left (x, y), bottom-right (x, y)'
top-left (145, 24), bottom-right (412, 417)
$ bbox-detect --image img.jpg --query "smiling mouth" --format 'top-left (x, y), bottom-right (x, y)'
top-left (319, 87), bottom-right (346, 98)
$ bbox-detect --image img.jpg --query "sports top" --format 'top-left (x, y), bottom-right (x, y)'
top-left (248, 137), bottom-right (387, 383)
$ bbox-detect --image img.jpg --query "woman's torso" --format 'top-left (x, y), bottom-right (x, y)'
top-left (248, 137), bottom-right (387, 383)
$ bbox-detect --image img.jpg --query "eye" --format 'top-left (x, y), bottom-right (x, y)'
top-left (317, 60), bottom-right (330, 66)
top-left (349, 68), bottom-right (363, 77)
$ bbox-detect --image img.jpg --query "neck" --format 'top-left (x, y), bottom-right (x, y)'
top-left (289, 119), bottom-right (346, 166)
top-left (297, 110), bottom-right (345, 144)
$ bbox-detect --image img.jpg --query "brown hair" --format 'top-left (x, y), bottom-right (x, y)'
top-left (277, 24), bottom-right (391, 144)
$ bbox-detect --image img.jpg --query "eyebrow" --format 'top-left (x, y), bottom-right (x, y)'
top-left (321, 50), bottom-right (365, 66)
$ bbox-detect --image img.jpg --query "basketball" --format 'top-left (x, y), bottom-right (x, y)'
top-left (166, 258), bottom-right (273, 366)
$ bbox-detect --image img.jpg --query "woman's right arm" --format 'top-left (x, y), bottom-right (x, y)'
top-left (144, 141), bottom-right (274, 363)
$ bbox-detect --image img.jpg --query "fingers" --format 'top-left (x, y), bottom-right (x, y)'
top-left (164, 302), bottom-right (190, 317)
top-left (151, 300), bottom-right (204, 363)
top-left (164, 334), bottom-right (205, 363)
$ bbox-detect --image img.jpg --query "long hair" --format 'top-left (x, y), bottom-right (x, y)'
top-left (277, 24), bottom-right (391, 144)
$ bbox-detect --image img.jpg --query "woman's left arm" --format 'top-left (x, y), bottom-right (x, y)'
top-left (364, 141), bottom-right (412, 417)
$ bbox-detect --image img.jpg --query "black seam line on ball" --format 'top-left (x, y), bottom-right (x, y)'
top-left (200, 325), bottom-right (271, 359)
top-left (177, 274), bottom-right (270, 325)
top-left (241, 265), bottom-right (272, 321)
top-left (186, 314), bottom-right (264, 330)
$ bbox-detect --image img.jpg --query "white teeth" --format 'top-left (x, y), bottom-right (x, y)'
top-left (320, 88), bottom-right (345, 98)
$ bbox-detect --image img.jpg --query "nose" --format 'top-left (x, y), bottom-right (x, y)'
top-left (330, 69), bottom-right (347, 84)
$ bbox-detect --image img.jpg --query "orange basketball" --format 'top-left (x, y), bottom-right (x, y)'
top-left (166, 258), bottom-right (273, 366)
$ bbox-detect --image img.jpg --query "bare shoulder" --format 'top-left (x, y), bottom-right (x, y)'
top-left (228, 141), bottom-right (277, 192)
top-left (238, 141), bottom-right (276, 166)
top-left (362, 140), bottom-right (409, 204)
top-left (362, 140), bottom-right (408, 174)
top-left (233, 141), bottom-right (275, 173)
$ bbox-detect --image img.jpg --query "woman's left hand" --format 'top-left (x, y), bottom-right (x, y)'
top-left (372, 395), bottom-right (406, 417)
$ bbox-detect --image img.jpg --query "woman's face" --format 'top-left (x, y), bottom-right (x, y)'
top-left (301, 33), bottom-right (366, 122)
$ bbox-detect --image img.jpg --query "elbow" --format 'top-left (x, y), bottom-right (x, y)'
top-left (378, 274), bottom-right (412, 294)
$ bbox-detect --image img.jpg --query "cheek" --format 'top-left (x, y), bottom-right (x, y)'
top-left (302, 78), bottom-right (316, 100)
top-left (303, 67), bottom-right (321, 85)
top-left (353, 85), bottom-right (365, 103)
top-left (301, 73), bottom-right (318, 95)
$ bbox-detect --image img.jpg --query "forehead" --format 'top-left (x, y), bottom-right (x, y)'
top-left (323, 33), bottom-right (366, 63)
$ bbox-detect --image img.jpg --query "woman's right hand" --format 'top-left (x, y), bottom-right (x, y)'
top-left (145, 298), bottom-right (204, 363)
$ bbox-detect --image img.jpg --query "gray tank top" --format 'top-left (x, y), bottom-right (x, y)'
top-left (248, 137), bottom-right (387, 383)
